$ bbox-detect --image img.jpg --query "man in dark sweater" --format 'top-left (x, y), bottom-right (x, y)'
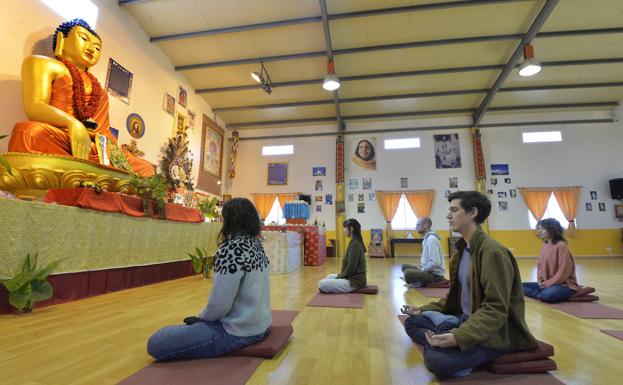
top-left (402, 191), bottom-right (537, 379)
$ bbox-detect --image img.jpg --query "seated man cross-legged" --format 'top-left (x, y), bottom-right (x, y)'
top-left (318, 218), bottom-right (367, 293)
top-left (401, 217), bottom-right (445, 287)
top-left (402, 191), bottom-right (538, 379)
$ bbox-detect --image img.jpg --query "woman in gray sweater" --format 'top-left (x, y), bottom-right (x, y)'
top-left (318, 218), bottom-right (367, 293)
top-left (147, 198), bottom-right (271, 361)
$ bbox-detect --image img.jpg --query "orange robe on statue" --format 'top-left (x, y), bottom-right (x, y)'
top-left (8, 73), bottom-right (154, 176)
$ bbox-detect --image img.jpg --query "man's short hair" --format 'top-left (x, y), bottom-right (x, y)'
top-left (418, 217), bottom-right (432, 228)
top-left (447, 191), bottom-right (491, 225)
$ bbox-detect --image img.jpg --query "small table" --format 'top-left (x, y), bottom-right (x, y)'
top-left (390, 238), bottom-right (423, 258)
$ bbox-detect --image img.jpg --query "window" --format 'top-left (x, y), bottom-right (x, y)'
top-left (262, 145), bottom-right (293, 156)
top-left (384, 137), bottom-right (421, 150)
top-left (522, 131), bottom-right (562, 143)
top-left (391, 194), bottom-right (418, 230)
top-left (264, 197), bottom-right (285, 225)
top-left (41, 0), bottom-right (99, 28)
top-left (528, 193), bottom-right (572, 229)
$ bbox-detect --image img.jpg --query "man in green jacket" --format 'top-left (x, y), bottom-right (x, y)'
top-left (402, 191), bottom-right (538, 379)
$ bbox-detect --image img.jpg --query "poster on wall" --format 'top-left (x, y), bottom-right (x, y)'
top-left (178, 86), bottom-right (187, 108)
top-left (188, 110), bottom-right (196, 129)
top-left (313, 167), bottom-right (326, 176)
top-left (105, 58), bottom-right (133, 105)
top-left (349, 178), bottom-right (358, 189)
top-left (434, 134), bottom-right (461, 169)
top-left (362, 177), bottom-right (372, 190)
top-left (357, 202), bottom-right (366, 213)
top-left (352, 138), bottom-right (376, 170)
top-left (491, 164), bottom-right (510, 175)
top-left (371, 229), bottom-right (383, 245)
top-left (126, 113), bottom-right (145, 139)
top-left (315, 180), bottom-right (323, 191)
top-left (400, 177), bottom-right (408, 188)
top-left (173, 111), bottom-right (187, 136)
top-left (201, 120), bottom-right (223, 177)
top-left (163, 93), bottom-right (175, 115)
top-left (267, 162), bottom-right (288, 185)
top-left (325, 194), bottom-right (333, 204)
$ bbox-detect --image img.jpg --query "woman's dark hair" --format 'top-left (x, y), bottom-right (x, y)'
top-left (447, 191), bottom-right (491, 225)
top-left (355, 139), bottom-right (375, 161)
top-left (343, 218), bottom-right (366, 251)
top-left (537, 218), bottom-right (566, 243)
top-left (218, 198), bottom-right (261, 244)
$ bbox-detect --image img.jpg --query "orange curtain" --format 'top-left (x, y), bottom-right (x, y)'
top-left (252, 194), bottom-right (277, 220)
top-left (553, 188), bottom-right (581, 237)
top-left (405, 190), bottom-right (435, 218)
top-left (375, 191), bottom-right (402, 254)
top-left (277, 193), bottom-right (297, 210)
top-left (519, 188), bottom-right (552, 221)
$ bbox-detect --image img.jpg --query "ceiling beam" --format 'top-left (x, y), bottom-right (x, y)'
top-left (227, 101), bottom-right (618, 128)
top-left (212, 81), bottom-right (623, 112)
top-left (149, 0), bottom-right (529, 43)
top-left (176, 26), bottom-right (623, 71)
top-left (196, 57), bottom-right (623, 94)
top-left (473, 0), bottom-right (559, 125)
top-left (237, 118), bottom-right (614, 140)
top-left (318, 0), bottom-right (342, 129)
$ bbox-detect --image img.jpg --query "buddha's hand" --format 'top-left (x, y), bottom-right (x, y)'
top-left (68, 121), bottom-right (91, 159)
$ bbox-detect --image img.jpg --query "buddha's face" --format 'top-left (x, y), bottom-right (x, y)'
top-left (61, 26), bottom-right (102, 69)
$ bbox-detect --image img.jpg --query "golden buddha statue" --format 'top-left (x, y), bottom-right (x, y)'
top-left (7, 18), bottom-right (153, 177)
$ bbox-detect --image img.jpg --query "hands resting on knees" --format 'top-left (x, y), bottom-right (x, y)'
top-left (400, 304), bottom-right (421, 316)
top-left (400, 304), bottom-right (458, 348)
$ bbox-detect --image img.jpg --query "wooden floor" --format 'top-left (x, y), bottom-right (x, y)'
top-left (1, 257), bottom-right (623, 385)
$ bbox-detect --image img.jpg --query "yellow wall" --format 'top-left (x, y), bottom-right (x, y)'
top-left (324, 229), bottom-right (623, 257)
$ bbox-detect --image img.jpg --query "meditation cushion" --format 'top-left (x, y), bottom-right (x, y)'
top-left (425, 279), bottom-right (450, 288)
top-left (492, 341), bottom-right (554, 364)
top-left (569, 294), bottom-right (599, 302)
top-left (354, 285), bottom-right (378, 294)
top-left (490, 358), bottom-right (558, 374)
top-left (227, 325), bottom-right (293, 358)
top-left (570, 286), bottom-right (596, 299)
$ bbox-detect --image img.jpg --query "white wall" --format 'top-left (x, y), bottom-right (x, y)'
top-left (0, 0), bottom-right (223, 188)
top-left (226, 110), bottom-right (622, 232)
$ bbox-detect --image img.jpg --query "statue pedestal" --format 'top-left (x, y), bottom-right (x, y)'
top-left (0, 152), bottom-right (131, 200)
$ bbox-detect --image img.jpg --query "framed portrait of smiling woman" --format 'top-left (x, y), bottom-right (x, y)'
top-left (352, 137), bottom-right (376, 170)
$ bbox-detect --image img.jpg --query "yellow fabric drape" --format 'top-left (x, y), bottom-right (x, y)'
top-left (277, 194), bottom-right (297, 210)
top-left (252, 194), bottom-right (277, 220)
top-left (404, 190), bottom-right (435, 218)
top-left (519, 188), bottom-right (552, 221)
top-left (375, 191), bottom-right (402, 255)
top-left (553, 188), bottom-right (581, 237)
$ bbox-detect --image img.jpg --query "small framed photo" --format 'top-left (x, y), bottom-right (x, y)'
top-left (400, 177), bottom-right (408, 188)
top-left (173, 111), bottom-right (187, 136)
top-left (504, 177), bottom-right (512, 184)
top-left (509, 189), bottom-right (516, 198)
top-left (590, 191), bottom-right (597, 200)
top-left (315, 180), bottom-right (323, 191)
top-left (178, 86), bottom-right (187, 108)
top-left (313, 167), bottom-right (326, 176)
top-left (585, 202), bottom-right (593, 211)
top-left (267, 162), bottom-right (288, 185)
top-left (316, 205), bottom-right (322, 212)
top-left (188, 110), bottom-right (196, 129)
top-left (498, 201), bottom-right (508, 211)
top-left (491, 163), bottom-right (510, 175)
top-left (358, 193), bottom-right (365, 202)
top-left (163, 92), bottom-right (175, 115)
top-left (498, 191), bottom-right (507, 198)
top-left (325, 194), bottom-right (333, 205)
top-left (315, 195), bottom-right (323, 202)
top-left (449, 176), bottom-right (458, 188)
top-left (348, 194), bottom-right (354, 202)
top-left (487, 189), bottom-right (493, 195)
top-left (444, 190), bottom-right (451, 198)
top-left (368, 192), bottom-right (375, 201)
top-left (598, 202), bottom-right (606, 212)
top-left (357, 202), bottom-right (365, 213)
top-left (349, 178), bottom-right (358, 190)
top-left (362, 177), bottom-right (372, 190)
top-left (491, 177), bottom-right (498, 186)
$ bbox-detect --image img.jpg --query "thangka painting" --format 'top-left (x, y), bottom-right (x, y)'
top-left (202, 120), bottom-right (223, 178)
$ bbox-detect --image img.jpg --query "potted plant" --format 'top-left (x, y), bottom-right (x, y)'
top-left (188, 247), bottom-right (215, 279)
top-left (0, 253), bottom-right (61, 314)
top-left (198, 196), bottom-right (219, 221)
top-left (129, 173), bottom-right (169, 218)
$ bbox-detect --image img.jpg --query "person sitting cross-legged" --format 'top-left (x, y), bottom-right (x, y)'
top-left (402, 191), bottom-right (538, 379)
top-left (318, 218), bottom-right (367, 293)
top-left (401, 217), bottom-right (445, 287)
top-left (522, 218), bottom-right (579, 303)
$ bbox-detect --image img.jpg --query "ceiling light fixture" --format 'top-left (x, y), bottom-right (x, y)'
top-left (322, 60), bottom-right (340, 91)
top-left (250, 62), bottom-right (273, 94)
top-left (518, 44), bottom-right (542, 77)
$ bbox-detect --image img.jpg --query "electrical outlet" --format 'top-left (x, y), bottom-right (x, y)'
top-left (606, 246), bottom-right (613, 255)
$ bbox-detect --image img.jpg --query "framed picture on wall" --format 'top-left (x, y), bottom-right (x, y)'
top-left (105, 58), bottom-right (133, 105)
top-left (267, 162), bottom-right (288, 185)
top-left (201, 121), bottom-right (223, 178)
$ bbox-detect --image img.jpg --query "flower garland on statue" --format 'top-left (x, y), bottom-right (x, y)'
top-left (56, 57), bottom-right (103, 122)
